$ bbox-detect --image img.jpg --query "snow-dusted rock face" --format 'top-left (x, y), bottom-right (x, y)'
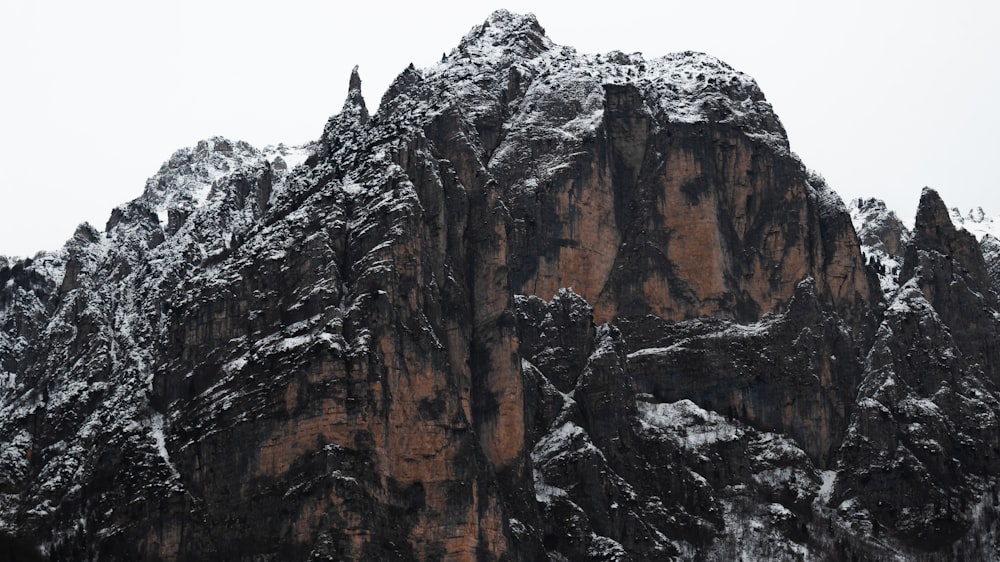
top-left (626, 278), bottom-right (865, 467)
top-left (0, 134), bottom-right (312, 559)
top-left (2, 9), bottom-right (1000, 561)
top-left (982, 234), bottom-right (1000, 296)
top-left (837, 281), bottom-right (1000, 550)
top-left (902, 189), bottom-right (1000, 383)
top-left (849, 197), bottom-right (911, 297)
top-left (830, 188), bottom-right (1000, 555)
top-left (947, 205), bottom-right (1000, 297)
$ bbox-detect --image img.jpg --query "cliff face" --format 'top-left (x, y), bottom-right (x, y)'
top-left (835, 189), bottom-right (1000, 551)
top-left (983, 234), bottom-right (1000, 296)
top-left (2, 10), bottom-right (999, 562)
top-left (440, 18), bottom-right (870, 326)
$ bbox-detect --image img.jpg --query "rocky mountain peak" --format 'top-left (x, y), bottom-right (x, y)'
top-left (140, 137), bottom-right (258, 204)
top-left (913, 187), bottom-right (957, 244)
top-left (417, 11), bottom-right (786, 157)
top-left (96, 136), bottom-right (310, 247)
top-left (848, 197), bottom-right (910, 296)
top-left (901, 186), bottom-right (1000, 387)
top-left (849, 197), bottom-right (910, 255)
top-left (454, 9), bottom-right (551, 61)
top-left (98, 136), bottom-right (265, 238)
top-left (907, 187), bottom-right (990, 288)
top-left (341, 65), bottom-right (369, 124)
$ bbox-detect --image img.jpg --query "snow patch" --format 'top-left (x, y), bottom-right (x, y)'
top-left (817, 470), bottom-right (837, 506)
top-left (148, 412), bottom-right (182, 482)
top-left (951, 206), bottom-right (1000, 241)
top-left (638, 399), bottom-right (743, 448)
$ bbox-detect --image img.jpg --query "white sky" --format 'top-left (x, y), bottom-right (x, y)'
top-left (2, 1), bottom-right (998, 257)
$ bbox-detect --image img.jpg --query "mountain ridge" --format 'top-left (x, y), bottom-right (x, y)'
top-left (2, 10), bottom-right (999, 561)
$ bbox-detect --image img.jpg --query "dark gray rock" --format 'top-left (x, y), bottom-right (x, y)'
top-left (983, 233), bottom-right (1000, 297)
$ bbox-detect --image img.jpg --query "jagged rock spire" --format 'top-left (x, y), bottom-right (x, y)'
top-left (908, 187), bottom-right (990, 286)
top-left (901, 187), bottom-right (998, 381)
top-left (913, 187), bottom-right (956, 242)
top-left (342, 65), bottom-right (369, 124)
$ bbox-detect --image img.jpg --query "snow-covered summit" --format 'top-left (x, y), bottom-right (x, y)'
top-left (375, 10), bottom-right (786, 198)
top-left (950, 206), bottom-right (1000, 241)
top-left (848, 197), bottom-right (910, 256)
top-left (141, 137), bottom-right (257, 209)
top-left (417, 11), bottom-right (786, 152)
top-left (129, 137), bottom-right (309, 230)
top-left (452, 9), bottom-right (553, 62)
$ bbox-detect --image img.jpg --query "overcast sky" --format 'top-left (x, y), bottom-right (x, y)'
top-left (2, 1), bottom-right (997, 257)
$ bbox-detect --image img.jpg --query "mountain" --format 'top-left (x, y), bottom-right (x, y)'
top-left (950, 206), bottom-right (1000, 241)
top-left (945, 206), bottom-right (1000, 299)
top-left (2, 10), bottom-right (999, 561)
